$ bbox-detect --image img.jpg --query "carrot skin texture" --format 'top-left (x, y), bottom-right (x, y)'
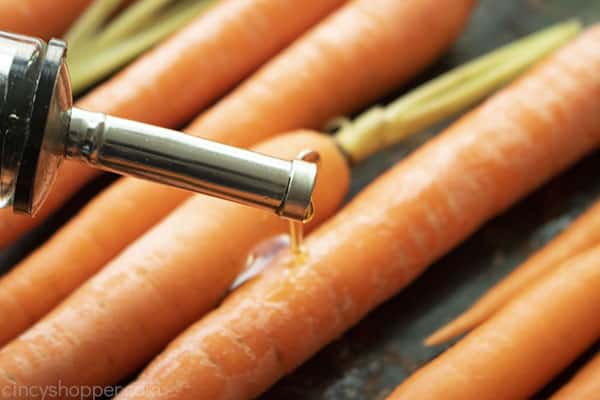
top-left (0, 0), bottom-right (93, 39)
top-left (187, 0), bottom-right (477, 148)
top-left (551, 352), bottom-right (600, 399)
top-left (0, 178), bottom-right (190, 347)
top-left (389, 246), bottom-right (600, 400)
top-left (0, 0), bottom-right (348, 248)
top-left (0, 161), bottom-right (98, 249)
top-left (0, 132), bottom-right (350, 395)
top-left (426, 198), bottom-right (600, 345)
top-left (115, 27), bottom-right (600, 400)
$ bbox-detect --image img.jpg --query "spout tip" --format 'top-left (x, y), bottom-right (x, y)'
top-left (278, 159), bottom-right (318, 222)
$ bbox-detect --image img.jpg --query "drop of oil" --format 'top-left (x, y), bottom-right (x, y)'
top-left (289, 220), bottom-right (304, 255)
top-left (230, 234), bottom-right (290, 291)
top-left (303, 201), bottom-right (315, 223)
top-left (230, 150), bottom-right (319, 291)
top-left (290, 148), bottom-right (320, 264)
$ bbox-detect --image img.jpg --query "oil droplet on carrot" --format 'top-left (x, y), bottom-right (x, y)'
top-left (232, 150), bottom-right (320, 289)
top-left (231, 234), bottom-right (289, 291)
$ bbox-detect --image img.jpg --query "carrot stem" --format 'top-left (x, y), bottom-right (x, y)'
top-left (64, 0), bottom-right (124, 49)
top-left (69, 0), bottom-right (217, 94)
top-left (93, 0), bottom-right (175, 49)
top-left (335, 19), bottom-right (581, 163)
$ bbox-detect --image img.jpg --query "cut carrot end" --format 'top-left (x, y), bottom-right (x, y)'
top-left (424, 281), bottom-right (532, 345)
top-left (334, 19), bottom-right (582, 164)
top-left (424, 313), bottom-right (480, 346)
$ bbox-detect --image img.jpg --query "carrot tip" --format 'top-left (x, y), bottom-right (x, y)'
top-left (424, 329), bottom-right (456, 347)
top-left (423, 312), bottom-right (483, 346)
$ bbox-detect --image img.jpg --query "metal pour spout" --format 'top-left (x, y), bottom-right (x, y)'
top-left (65, 108), bottom-right (317, 221)
top-left (0, 32), bottom-right (317, 221)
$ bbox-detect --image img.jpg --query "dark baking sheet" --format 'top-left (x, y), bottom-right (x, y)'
top-left (1, 1), bottom-right (600, 399)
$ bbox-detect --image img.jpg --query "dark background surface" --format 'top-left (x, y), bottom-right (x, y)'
top-left (1, 1), bottom-right (600, 399)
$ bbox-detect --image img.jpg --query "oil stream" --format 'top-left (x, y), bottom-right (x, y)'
top-left (230, 150), bottom-right (319, 290)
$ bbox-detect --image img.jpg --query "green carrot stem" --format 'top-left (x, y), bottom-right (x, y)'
top-left (335, 19), bottom-right (581, 164)
top-left (387, 20), bottom-right (581, 139)
top-left (94, 0), bottom-right (175, 49)
top-left (64, 0), bottom-right (124, 49)
top-left (387, 20), bottom-right (580, 115)
top-left (69, 0), bottom-right (217, 95)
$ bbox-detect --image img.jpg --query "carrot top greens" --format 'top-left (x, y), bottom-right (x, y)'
top-left (66, 0), bottom-right (218, 94)
top-left (334, 20), bottom-right (581, 163)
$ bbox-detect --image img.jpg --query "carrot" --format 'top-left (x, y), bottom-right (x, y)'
top-left (0, 131), bottom-right (350, 393)
top-left (388, 245), bottom-right (600, 400)
top-left (187, 0), bottom-right (476, 148)
top-left (110, 26), bottom-right (600, 400)
top-left (0, 178), bottom-right (190, 347)
top-left (551, 352), bottom-right (600, 399)
top-left (426, 198), bottom-right (600, 346)
top-left (0, 161), bottom-right (98, 248)
top-left (0, 0), bottom-right (349, 248)
top-left (0, 0), bottom-right (93, 39)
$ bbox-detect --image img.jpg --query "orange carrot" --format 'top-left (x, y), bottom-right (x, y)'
top-left (0, 161), bottom-right (98, 249)
top-left (426, 198), bottom-right (600, 346)
top-left (388, 245), bottom-right (600, 400)
top-left (109, 27), bottom-right (600, 400)
top-left (0, 178), bottom-right (190, 347)
top-left (0, 0), bottom-right (348, 248)
top-left (187, 0), bottom-right (476, 148)
top-left (0, 0), bottom-right (93, 39)
top-left (0, 131), bottom-right (350, 392)
top-left (551, 352), bottom-right (600, 399)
